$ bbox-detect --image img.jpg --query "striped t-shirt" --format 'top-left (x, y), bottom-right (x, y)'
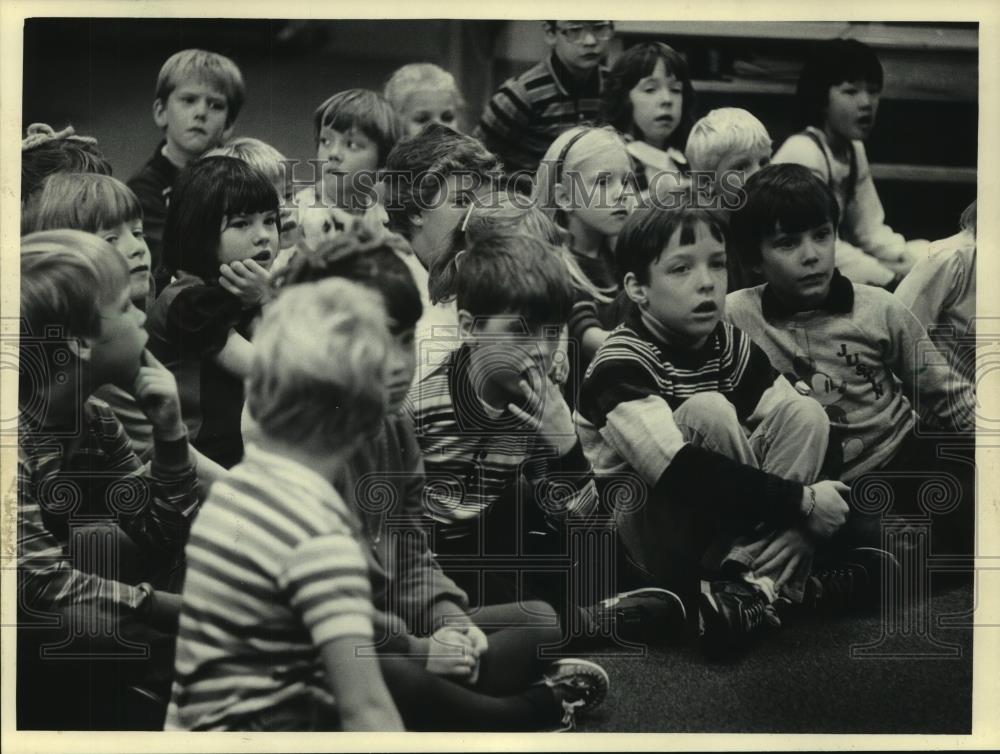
top-left (165, 446), bottom-right (374, 731)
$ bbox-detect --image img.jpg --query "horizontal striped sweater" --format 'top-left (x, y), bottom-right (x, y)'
top-left (17, 397), bottom-right (197, 621)
top-left (575, 310), bottom-right (805, 528)
top-left (476, 52), bottom-right (604, 175)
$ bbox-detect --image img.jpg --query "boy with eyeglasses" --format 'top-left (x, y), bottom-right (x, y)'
top-left (476, 20), bottom-right (614, 179)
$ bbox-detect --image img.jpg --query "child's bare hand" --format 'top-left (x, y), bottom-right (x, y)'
top-left (425, 626), bottom-right (477, 679)
top-left (802, 480), bottom-right (851, 539)
top-left (751, 527), bottom-right (814, 588)
top-left (132, 350), bottom-right (185, 441)
top-left (462, 623), bottom-right (488, 658)
top-left (219, 259), bottom-right (272, 307)
top-left (508, 371), bottom-right (577, 456)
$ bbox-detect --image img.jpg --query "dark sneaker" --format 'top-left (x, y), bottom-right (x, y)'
top-left (804, 546), bottom-right (900, 613)
top-left (585, 587), bottom-right (686, 643)
top-left (540, 658), bottom-right (610, 732)
top-left (699, 579), bottom-right (780, 655)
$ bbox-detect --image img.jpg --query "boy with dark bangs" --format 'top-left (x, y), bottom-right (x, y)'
top-left (576, 200), bottom-right (889, 655)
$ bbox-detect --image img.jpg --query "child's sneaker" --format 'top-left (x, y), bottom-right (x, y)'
top-left (698, 579), bottom-right (780, 656)
top-left (584, 587), bottom-right (686, 643)
top-left (540, 658), bottom-right (610, 731)
top-left (803, 546), bottom-right (900, 613)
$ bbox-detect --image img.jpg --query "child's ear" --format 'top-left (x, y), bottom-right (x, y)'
top-left (220, 122), bottom-right (235, 144)
top-left (407, 209), bottom-right (424, 228)
top-left (553, 181), bottom-right (572, 214)
top-left (152, 99), bottom-right (168, 129)
top-left (67, 338), bottom-right (93, 364)
top-left (457, 309), bottom-right (475, 339)
top-left (622, 271), bottom-right (648, 307)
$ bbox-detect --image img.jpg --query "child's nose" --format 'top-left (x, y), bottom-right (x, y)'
top-left (801, 241), bottom-right (821, 263)
top-left (325, 141), bottom-right (344, 162)
top-left (610, 179), bottom-right (627, 203)
top-left (696, 266), bottom-right (716, 290)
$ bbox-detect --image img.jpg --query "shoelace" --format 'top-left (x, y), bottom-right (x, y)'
top-left (739, 594), bottom-right (771, 633)
top-left (560, 698), bottom-right (585, 729)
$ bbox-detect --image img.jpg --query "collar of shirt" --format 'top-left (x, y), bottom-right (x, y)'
top-left (760, 268), bottom-right (855, 320)
top-left (626, 306), bottom-right (725, 368)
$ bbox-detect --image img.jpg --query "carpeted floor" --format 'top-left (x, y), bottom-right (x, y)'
top-left (575, 578), bottom-right (973, 733)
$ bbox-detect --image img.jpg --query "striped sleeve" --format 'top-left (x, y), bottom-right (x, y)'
top-left (282, 533), bottom-right (374, 647)
top-left (569, 299), bottom-right (602, 346)
top-left (17, 456), bottom-right (144, 616)
top-left (477, 79), bottom-right (539, 174)
top-left (93, 401), bottom-right (200, 561)
top-left (578, 331), bottom-right (669, 430)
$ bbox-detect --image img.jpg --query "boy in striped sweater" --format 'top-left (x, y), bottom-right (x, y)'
top-left (406, 231), bottom-right (684, 644)
top-left (476, 21), bottom-right (613, 179)
top-left (576, 202), bottom-right (863, 654)
top-left (18, 231), bottom-right (199, 729)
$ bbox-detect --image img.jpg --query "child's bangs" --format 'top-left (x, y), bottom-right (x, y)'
top-left (769, 190), bottom-right (836, 236)
top-left (31, 174), bottom-right (141, 235)
top-left (504, 287), bottom-right (568, 331)
top-left (222, 172), bottom-right (280, 218)
top-left (628, 45), bottom-right (670, 82)
top-left (655, 47), bottom-right (689, 82)
top-left (177, 65), bottom-right (237, 103)
top-left (88, 178), bottom-right (143, 229)
top-left (835, 53), bottom-right (884, 89)
top-left (321, 102), bottom-right (386, 144)
top-left (669, 211), bottom-right (727, 249)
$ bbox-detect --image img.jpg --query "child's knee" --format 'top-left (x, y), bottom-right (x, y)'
top-left (513, 599), bottom-right (560, 626)
top-left (775, 393), bottom-right (829, 431)
top-left (675, 392), bottom-right (740, 436)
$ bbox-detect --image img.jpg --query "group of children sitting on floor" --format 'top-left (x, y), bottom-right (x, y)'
top-left (17, 23), bottom-right (977, 732)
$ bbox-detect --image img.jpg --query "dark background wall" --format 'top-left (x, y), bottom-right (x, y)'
top-left (22, 19), bottom-right (502, 178)
top-left (22, 18), bottom-right (977, 242)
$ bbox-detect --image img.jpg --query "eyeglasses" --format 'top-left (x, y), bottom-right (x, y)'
top-left (554, 22), bottom-right (614, 44)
